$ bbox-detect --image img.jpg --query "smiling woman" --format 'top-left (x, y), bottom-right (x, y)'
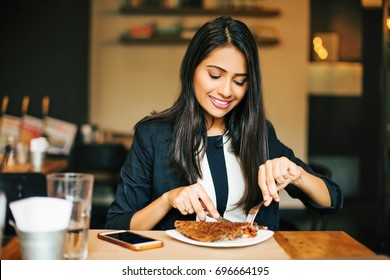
top-left (105, 16), bottom-right (343, 233)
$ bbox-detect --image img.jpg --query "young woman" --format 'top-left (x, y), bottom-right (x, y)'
top-left (106, 16), bottom-right (343, 231)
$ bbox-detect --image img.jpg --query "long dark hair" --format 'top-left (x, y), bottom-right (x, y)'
top-left (137, 16), bottom-right (268, 212)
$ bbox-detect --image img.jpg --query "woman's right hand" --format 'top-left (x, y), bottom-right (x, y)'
top-left (163, 182), bottom-right (220, 221)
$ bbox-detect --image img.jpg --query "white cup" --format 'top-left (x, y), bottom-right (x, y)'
top-left (8, 196), bottom-right (72, 260)
top-left (30, 151), bottom-right (45, 171)
top-left (17, 228), bottom-right (67, 260)
top-left (16, 143), bottom-right (28, 164)
top-left (46, 173), bottom-right (94, 260)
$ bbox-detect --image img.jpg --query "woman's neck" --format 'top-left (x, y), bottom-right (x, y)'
top-left (206, 118), bottom-right (225, 136)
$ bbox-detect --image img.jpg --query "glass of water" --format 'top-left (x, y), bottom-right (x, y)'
top-left (0, 191), bottom-right (6, 258)
top-left (47, 173), bottom-right (94, 260)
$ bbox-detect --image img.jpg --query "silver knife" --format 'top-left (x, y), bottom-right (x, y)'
top-left (205, 212), bottom-right (232, 222)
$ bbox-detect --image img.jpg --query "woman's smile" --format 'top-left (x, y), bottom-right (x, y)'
top-left (208, 95), bottom-right (232, 109)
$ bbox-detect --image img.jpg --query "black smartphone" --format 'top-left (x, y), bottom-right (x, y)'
top-left (98, 230), bottom-right (164, 251)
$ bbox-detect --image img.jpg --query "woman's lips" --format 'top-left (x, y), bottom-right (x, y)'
top-left (209, 96), bottom-right (232, 109)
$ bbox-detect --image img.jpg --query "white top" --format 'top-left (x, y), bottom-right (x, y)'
top-left (197, 135), bottom-right (246, 222)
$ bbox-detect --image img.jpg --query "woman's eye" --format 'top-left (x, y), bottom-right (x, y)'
top-left (209, 73), bottom-right (220, 79)
top-left (234, 79), bottom-right (246, 87)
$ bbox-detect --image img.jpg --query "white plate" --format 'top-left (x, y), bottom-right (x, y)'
top-left (165, 229), bottom-right (274, 248)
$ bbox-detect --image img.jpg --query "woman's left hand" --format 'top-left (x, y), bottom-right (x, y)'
top-left (258, 156), bottom-right (302, 206)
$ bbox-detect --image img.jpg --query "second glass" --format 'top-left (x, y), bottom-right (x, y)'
top-left (46, 173), bottom-right (94, 260)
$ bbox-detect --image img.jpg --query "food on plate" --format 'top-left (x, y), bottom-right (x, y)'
top-left (174, 220), bottom-right (260, 242)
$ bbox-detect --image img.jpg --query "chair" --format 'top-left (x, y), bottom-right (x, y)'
top-left (71, 143), bottom-right (127, 193)
top-left (71, 143), bottom-right (128, 228)
top-left (0, 173), bottom-right (47, 235)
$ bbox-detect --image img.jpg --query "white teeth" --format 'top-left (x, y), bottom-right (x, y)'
top-left (211, 96), bottom-right (228, 105)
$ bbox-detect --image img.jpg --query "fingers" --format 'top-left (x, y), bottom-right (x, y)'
top-left (286, 161), bottom-right (302, 181)
top-left (187, 184), bottom-right (219, 221)
top-left (183, 205), bottom-right (194, 215)
top-left (196, 191), bottom-right (219, 221)
top-left (168, 187), bottom-right (193, 216)
top-left (258, 157), bottom-right (299, 206)
top-left (258, 164), bottom-right (270, 204)
top-left (265, 160), bottom-right (279, 202)
top-left (169, 183), bottom-right (218, 221)
top-left (258, 161), bottom-right (280, 206)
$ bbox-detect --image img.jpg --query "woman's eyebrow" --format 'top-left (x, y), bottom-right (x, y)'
top-left (206, 65), bottom-right (247, 76)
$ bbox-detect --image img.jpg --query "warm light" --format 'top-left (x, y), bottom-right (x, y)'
top-left (313, 36), bottom-right (323, 46)
top-left (314, 44), bottom-right (323, 52)
top-left (312, 36), bottom-right (328, 60)
top-left (387, 18), bottom-right (390, 29)
top-left (317, 48), bottom-right (328, 60)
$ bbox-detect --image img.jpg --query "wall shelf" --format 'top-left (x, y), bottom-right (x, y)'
top-left (119, 34), bottom-right (279, 46)
top-left (117, 5), bottom-right (280, 46)
top-left (119, 6), bottom-right (280, 17)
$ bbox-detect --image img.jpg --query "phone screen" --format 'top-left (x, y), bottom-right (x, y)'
top-left (107, 231), bottom-right (156, 244)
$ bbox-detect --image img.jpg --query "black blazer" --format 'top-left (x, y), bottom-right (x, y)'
top-left (106, 119), bottom-right (342, 230)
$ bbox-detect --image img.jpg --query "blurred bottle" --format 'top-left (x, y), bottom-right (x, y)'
top-left (81, 124), bottom-right (93, 144)
top-left (41, 96), bottom-right (50, 140)
top-left (5, 136), bottom-right (16, 166)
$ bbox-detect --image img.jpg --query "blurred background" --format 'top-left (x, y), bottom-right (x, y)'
top-left (0, 0), bottom-right (389, 255)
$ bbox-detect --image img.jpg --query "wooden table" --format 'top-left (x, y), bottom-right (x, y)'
top-left (1, 230), bottom-right (383, 260)
top-left (2, 158), bottom-right (68, 174)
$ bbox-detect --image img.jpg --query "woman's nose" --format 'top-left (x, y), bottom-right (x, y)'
top-left (217, 80), bottom-right (232, 97)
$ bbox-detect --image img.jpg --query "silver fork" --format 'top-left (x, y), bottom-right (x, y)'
top-left (246, 200), bottom-right (265, 226)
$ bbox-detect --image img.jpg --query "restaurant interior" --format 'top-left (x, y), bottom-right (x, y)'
top-left (0, 0), bottom-right (389, 257)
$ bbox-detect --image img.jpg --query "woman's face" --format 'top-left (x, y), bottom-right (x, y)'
top-left (193, 46), bottom-right (248, 132)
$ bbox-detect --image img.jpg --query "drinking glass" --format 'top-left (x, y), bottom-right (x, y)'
top-left (47, 173), bottom-right (94, 260)
top-left (0, 191), bottom-right (6, 257)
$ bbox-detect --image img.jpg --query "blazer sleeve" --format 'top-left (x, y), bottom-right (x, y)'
top-left (105, 122), bottom-right (155, 229)
top-left (267, 123), bottom-right (343, 214)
